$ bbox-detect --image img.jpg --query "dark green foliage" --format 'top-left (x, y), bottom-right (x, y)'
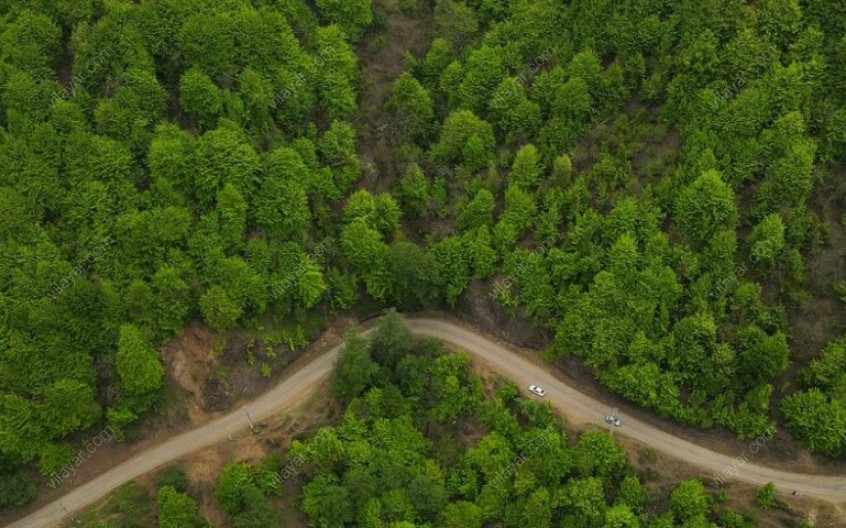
top-left (0, 470), bottom-right (37, 508)
top-left (333, 332), bottom-right (380, 402)
top-left (155, 466), bottom-right (189, 494)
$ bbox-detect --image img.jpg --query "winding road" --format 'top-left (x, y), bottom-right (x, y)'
top-left (8, 317), bottom-right (846, 527)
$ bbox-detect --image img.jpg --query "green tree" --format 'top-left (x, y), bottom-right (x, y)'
top-left (395, 164), bottom-right (430, 218)
top-left (315, 0), bottom-right (373, 39)
top-left (572, 431), bottom-right (627, 479)
top-left (430, 236), bottom-right (471, 306)
top-left (158, 485), bottom-right (207, 528)
top-left (369, 310), bottom-right (414, 371)
top-left (617, 474), bottom-right (647, 512)
top-left (604, 504), bottom-right (641, 528)
top-left (0, 9), bottom-right (61, 71)
top-left (736, 326), bottom-right (789, 386)
top-left (510, 144), bottom-right (542, 189)
top-left (781, 389), bottom-right (846, 456)
top-left (341, 219), bottom-right (391, 300)
top-left (178, 13), bottom-right (237, 78)
top-left (215, 184), bottom-right (247, 251)
top-left (254, 179), bottom-right (310, 240)
top-left (302, 474), bottom-right (355, 527)
top-left (199, 285), bottom-right (243, 331)
top-left (193, 125), bottom-right (261, 208)
top-left (457, 189), bottom-right (495, 231)
top-left (231, 485), bottom-right (284, 528)
top-left (434, 0), bottom-right (479, 49)
top-left (490, 78), bottom-right (541, 144)
top-left (457, 45), bottom-right (504, 113)
top-left (755, 482), bottom-right (776, 509)
top-left (179, 66), bottom-right (223, 129)
top-left (431, 110), bottom-right (496, 171)
top-left (0, 471), bottom-right (37, 508)
top-left (440, 501), bottom-right (482, 528)
top-left (422, 37), bottom-right (456, 83)
top-left (675, 170), bottom-right (738, 245)
top-left (387, 72), bottom-right (434, 141)
top-left (334, 333), bottom-right (380, 402)
top-left (747, 213), bottom-right (785, 265)
top-left (551, 153), bottom-right (573, 186)
top-left (115, 324), bottom-right (164, 407)
top-left (669, 480), bottom-right (709, 521)
top-left (388, 242), bottom-right (442, 310)
top-left (216, 463), bottom-right (252, 515)
top-left (320, 120), bottom-right (361, 193)
top-left (297, 258), bottom-right (328, 309)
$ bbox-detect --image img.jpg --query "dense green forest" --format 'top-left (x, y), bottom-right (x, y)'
top-left (1, 0), bottom-right (846, 515)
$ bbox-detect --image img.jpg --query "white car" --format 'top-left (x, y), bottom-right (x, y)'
top-left (604, 415), bottom-right (622, 427)
top-left (529, 385), bottom-right (546, 397)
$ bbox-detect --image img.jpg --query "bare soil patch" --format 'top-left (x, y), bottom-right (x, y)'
top-left (354, 0), bottom-right (434, 193)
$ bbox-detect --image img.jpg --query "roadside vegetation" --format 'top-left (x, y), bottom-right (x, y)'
top-left (72, 315), bottom-right (811, 528)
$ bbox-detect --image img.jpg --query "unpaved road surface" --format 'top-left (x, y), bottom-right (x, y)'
top-left (8, 318), bottom-right (846, 528)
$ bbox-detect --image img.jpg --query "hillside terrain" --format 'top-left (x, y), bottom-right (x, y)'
top-left (0, 0), bottom-right (845, 526)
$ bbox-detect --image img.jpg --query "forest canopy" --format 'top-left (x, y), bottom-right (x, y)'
top-left (3, 0), bottom-right (846, 514)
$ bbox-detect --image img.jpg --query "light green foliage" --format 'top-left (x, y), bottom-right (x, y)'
top-left (431, 110), bottom-right (496, 171)
top-left (254, 178), bottom-right (310, 240)
top-left (781, 388), bottom-right (846, 457)
top-left (193, 125), bottom-right (261, 208)
top-left (5, 0), bottom-right (846, 512)
top-left (430, 236), bottom-right (471, 306)
top-left (670, 480), bottom-right (709, 522)
top-left (0, 9), bottom-right (62, 71)
top-left (755, 482), bottom-right (776, 509)
top-left (604, 504), bottom-right (641, 528)
top-left (490, 78), bottom-right (541, 145)
top-left (179, 66), bottom-right (224, 129)
top-left (157, 485), bottom-right (208, 528)
top-left (0, 0), bottom-right (375, 501)
top-left (675, 170), bottom-right (738, 245)
top-left (779, 336), bottom-right (846, 455)
top-left (115, 324), bottom-right (164, 406)
top-left (199, 285), bottom-right (243, 331)
top-left (320, 120), bottom-right (361, 193)
top-left (457, 45), bottom-right (505, 113)
top-left (422, 37), bottom-right (455, 83)
top-left (341, 219), bottom-right (391, 300)
top-left (457, 189), bottom-right (495, 231)
top-left (502, 184), bottom-right (537, 236)
top-left (315, 0), bottom-right (373, 39)
top-left (387, 72), bottom-right (435, 141)
top-left (440, 501), bottom-right (483, 528)
top-left (747, 213), bottom-right (786, 265)
top-left (510, 144), bottom-right (542, 189)
top-left (395, 163), bottom-right (430, 217)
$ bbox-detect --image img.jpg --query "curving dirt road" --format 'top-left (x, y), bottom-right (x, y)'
top-left (8, 318), bottom-right (846, 527)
